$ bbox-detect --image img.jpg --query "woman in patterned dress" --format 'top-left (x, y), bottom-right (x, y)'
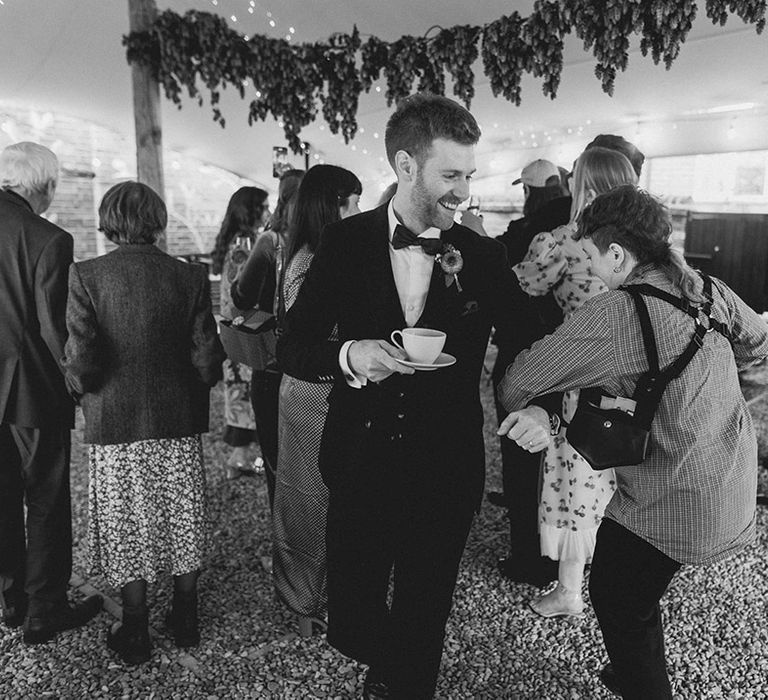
top-left (231, 169), bottom-right (305, 507)
top-left (512, 147), bottom-right (637, 618)
top-left (271, 165), bottom-right (362, 634)
top-left (210, 187), bottom-right (270, 479)
top-left (63, 182), bottom-right (223, 664)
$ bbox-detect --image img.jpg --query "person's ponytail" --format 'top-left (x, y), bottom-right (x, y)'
top-left (658, 246), bottom-right (706, 304)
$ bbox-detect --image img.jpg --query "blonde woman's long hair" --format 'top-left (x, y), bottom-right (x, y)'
top-left (570, 146), bottom-right (639, 223)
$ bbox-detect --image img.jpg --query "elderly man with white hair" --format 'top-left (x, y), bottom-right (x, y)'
top-left (0, 141), bottom-right (102, 644)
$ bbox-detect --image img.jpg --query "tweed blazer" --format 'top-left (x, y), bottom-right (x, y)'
top-left (63, 244), bottom-right (224, 445)
top-left (0, 188), bottom-right (74, 428)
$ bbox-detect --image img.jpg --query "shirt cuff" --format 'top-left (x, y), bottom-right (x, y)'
top-left (339, 340), bottom-right (367, 389)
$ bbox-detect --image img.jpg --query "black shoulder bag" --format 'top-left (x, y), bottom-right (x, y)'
top-left (219, 237), bottom-right (280, 371)
top-left (566, 273), bottom-right (731, 470)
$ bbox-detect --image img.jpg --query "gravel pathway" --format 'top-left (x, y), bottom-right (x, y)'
top-left (1, 357), bottom-right (767, 699)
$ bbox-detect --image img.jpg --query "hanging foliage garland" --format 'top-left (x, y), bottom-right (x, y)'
top-left (123, 0), bottom-right (766, 153)
top-left (637, 1), bottom-right (698, 69)
top-left (315, 29), bottom-right (363, 144)
top-left (359, 36), bottom-right (389, 93)
top-left (245, 36), bottom-right (324, 151)
top-left (707, 0), bottom-right (766, 31)
top-left (382, 34), bottom-right (432, 105)
top-left (430, 25), bottom-right (482, 107)
top-left (523, 2), bottom-right (571, 99)
top-left (565, 0), bottom-right (647, 95)
top-left (481, 12), bottom-right (532, 107)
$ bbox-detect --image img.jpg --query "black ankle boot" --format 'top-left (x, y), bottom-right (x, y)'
top-left (107, 605), bottom-right (151, 665)
top-left (165, 590), bottom-right (199, 648)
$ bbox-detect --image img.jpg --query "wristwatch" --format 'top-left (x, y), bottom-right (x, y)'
top-left (548, 412), bottom-right (561, 436)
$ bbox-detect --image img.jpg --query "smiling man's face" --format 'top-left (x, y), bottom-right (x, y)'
top-left (409, 137), bottom-right (476, 231)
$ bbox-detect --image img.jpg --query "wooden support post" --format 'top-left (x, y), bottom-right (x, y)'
top-left (128, 0), bottom-right (166, 248)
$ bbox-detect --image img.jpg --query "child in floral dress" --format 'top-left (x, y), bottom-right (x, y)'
top-left (513, 147), bottom-right (637, 617)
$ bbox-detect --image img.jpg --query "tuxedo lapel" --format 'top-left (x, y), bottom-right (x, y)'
top-left (363, 206), bottom-right (406, 333)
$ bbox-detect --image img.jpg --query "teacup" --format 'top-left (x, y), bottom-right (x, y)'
top-left (390, 328), bottom-right (446, 364)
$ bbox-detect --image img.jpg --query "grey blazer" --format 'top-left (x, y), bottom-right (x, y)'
top-left (63, 244), bottom-right (224, 445)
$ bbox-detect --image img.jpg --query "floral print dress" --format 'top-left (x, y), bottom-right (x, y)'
top-left (513, 223), bottom-right (616, 563)
top-left (220, 238), bottom-right (257, 435)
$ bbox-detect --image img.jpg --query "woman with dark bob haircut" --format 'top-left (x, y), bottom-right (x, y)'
top-left (272, 164), bottom-right (361, 636)
top-left (98, 180), bottom-right (167, 245)
top-left (63, 180), bottom-right (224, 666)
top-left (498, 185), bottom-right (768, 699)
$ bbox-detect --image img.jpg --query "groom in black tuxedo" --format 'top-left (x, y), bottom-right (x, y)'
top-left (278, 93), bottom-right (552, 699)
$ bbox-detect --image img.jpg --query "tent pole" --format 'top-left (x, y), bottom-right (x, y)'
top-left (128, 0), bottom-right (166, 249)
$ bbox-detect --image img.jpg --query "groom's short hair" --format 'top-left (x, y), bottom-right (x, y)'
top-left (385, 93), bottom-right (481, 169)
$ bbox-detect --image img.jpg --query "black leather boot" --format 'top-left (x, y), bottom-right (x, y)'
top-left (165, 590), bottom-right (199, 648)
top-left (107, 604), bottom-right (151, 665)
top-left (0, 577), bottom-right (27, 629)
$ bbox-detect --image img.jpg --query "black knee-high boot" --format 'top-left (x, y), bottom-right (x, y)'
top-left (166, 588), bottom-right (199, 648)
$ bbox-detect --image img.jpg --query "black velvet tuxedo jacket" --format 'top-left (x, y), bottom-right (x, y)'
top-left (0, 189), bottom-right (74, 429)
top-left (278, 204), bottom-right (540, 509)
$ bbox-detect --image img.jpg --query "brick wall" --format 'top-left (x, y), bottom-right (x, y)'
top-left (0, 103), bottom-right (264, 261)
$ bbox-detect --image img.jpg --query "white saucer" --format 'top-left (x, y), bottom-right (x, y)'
top-left (395, 352), bottom-right (456, 371)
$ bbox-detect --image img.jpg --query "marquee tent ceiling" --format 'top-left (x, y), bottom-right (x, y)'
top-left (1, 0), bottom-right (767, 197)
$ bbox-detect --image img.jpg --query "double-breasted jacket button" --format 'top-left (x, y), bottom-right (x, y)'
top-left (397, 413), bottom-right (405, 420)
top-left (364, 419), bottom-right (372, 429)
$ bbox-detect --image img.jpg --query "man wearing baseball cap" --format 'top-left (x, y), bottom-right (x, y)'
top-left (487, 158), bottom-right (567, 588)
top-left (512, 158), bottom-right (562, 188)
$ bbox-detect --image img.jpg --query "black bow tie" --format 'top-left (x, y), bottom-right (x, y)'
top-left (392, 224), bottom-right (443, 256)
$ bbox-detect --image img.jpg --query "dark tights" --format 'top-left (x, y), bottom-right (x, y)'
top-left (120, 571), bottom-right (199, 615)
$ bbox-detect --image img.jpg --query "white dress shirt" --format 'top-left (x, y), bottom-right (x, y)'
top-left (339, 199), bottom-right (441, 386)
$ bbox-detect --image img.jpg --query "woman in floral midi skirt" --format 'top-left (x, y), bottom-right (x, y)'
top-left (64, 181), bottom-right (223, 665)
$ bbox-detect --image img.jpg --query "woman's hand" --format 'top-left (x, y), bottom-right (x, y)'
top-left (497, 405), bottom-right (551, 453)
top-left (459, 210), bottom-right (488, 236)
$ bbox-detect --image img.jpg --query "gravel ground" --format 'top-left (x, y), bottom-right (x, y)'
top-left (2, 354), bottom-right (768, 699)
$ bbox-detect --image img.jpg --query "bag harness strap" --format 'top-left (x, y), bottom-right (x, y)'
top-left (622, 278), bottom-right (731, 342)
top-left (618, 272), bottom-right (728, 426)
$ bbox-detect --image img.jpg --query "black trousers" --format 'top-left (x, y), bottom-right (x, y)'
top-left (250, 369), bottom-right (281, 508)
top-left (0, 423), bottom-right (72, 616)
top-left (589, 518), bottom-right (682, 700)
top-left (492, 346), bottom-right (557, 585)
top-left (325, 440), bottom-right (475, 700)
